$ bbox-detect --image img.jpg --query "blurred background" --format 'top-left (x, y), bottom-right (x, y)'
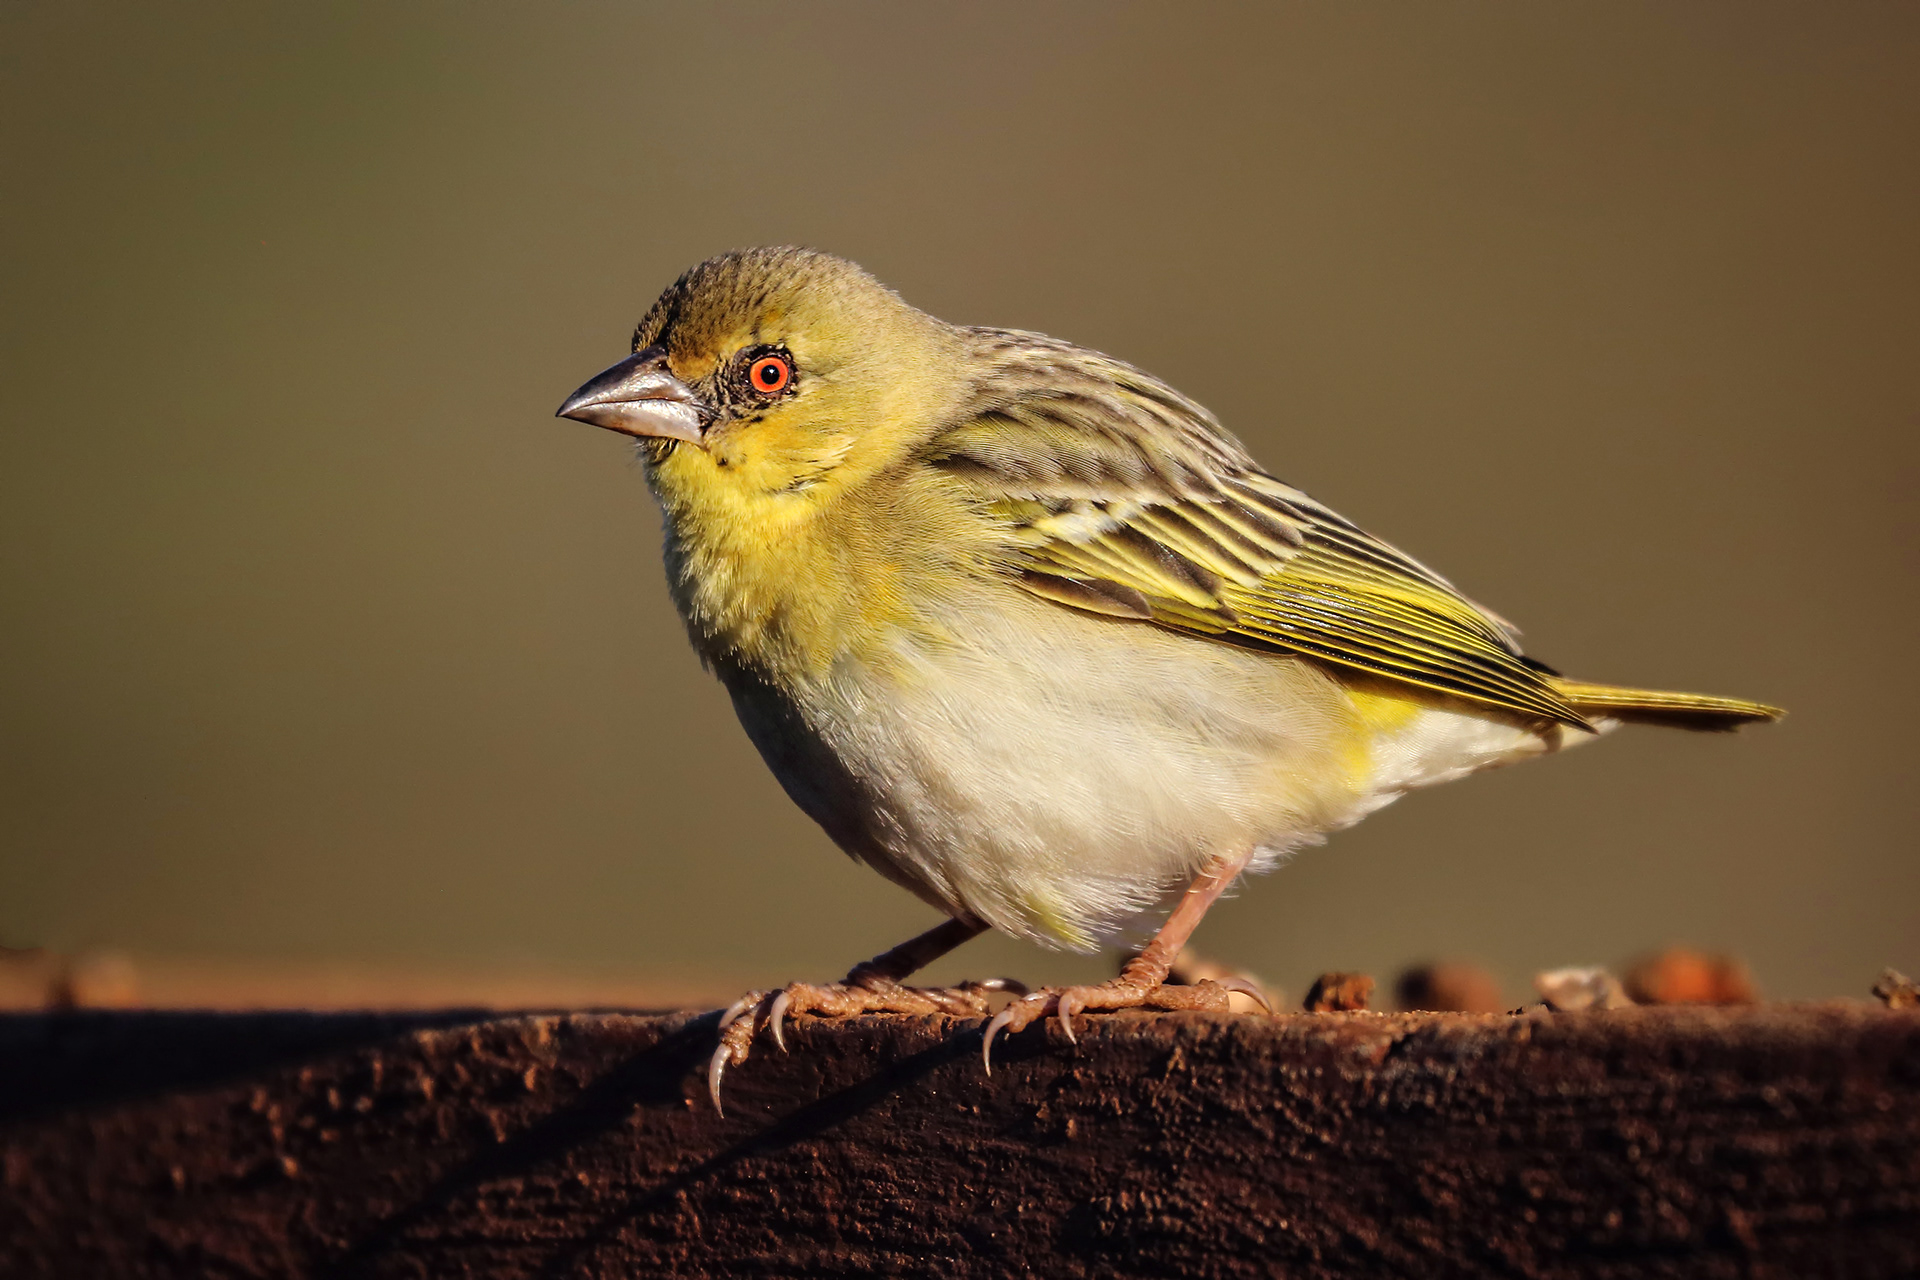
top-left (2, 3), bottom-right (1915, 1010)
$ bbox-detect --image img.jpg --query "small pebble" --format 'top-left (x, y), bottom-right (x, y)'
top-left (1622, 948), bottom-right (1756, 1005)
top-left (1872, 968), bottom-right (1918, 1009)
top-left (1395, 962), bottom-right (1503, 1014)
top-left (1534, 966), bottom-right (1631, 1013)
top-left (1304, 972), bottom-right (1374, 1013)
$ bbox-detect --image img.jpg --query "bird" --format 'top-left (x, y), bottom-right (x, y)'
top-left (556, 246), bottom-right (1780, 1112)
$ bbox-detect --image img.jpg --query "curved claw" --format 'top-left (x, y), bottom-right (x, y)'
top-left (975, 977), bottom-right (1029, 997)
top-left (768, 990), bottom-right (792, 1052)
top-left (717, 992), bottom-right (760, 1033)
top-left (982, 1006), bottom-right (1017, 1076)
top-left (1056, 991), bottom-right (1081, 1045)
top-left (707, 1042), bottom-right (732, 1117)
top-left (1213, 975), bottom-right (1273, 1013)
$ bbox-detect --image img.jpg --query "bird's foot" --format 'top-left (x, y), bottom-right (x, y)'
top-left (707, 976), bottom-right (1024, 1113)
top-left (981, 974), bottom-right (1271, 1073)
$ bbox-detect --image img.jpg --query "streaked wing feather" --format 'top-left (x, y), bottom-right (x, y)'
top-left (929, 329), bottom-right (1586, 728)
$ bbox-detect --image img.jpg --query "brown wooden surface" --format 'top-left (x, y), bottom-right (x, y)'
top-left (3, 1002), bottom-right (1917, 1278)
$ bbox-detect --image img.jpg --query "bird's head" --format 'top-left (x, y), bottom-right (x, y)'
top-left (558, 247), bottom-right (967, 512)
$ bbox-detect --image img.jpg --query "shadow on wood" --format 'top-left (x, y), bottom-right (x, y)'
top-left (2, 1003), bottom-right (1916, 1277)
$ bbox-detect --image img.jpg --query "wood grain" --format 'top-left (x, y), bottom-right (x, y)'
top-left (3, 1003), bottom-right (1916, 1278)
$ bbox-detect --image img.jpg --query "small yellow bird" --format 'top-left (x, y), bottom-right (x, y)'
top-left (557, 247), bottom-right (1780, 1110)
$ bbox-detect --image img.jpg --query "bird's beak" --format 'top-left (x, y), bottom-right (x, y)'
top-left (555, 345), bottom-right (708, 445)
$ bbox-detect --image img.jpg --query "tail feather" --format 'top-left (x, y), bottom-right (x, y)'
top-left (1549, 678), bottom-right (1783, 732)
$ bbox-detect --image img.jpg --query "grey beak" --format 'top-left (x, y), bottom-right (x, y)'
top-left (556, 346), bottom-right (707, 445)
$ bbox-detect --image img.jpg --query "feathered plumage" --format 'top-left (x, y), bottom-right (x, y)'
top-left (558, 247), bottom-right (1781, 1101)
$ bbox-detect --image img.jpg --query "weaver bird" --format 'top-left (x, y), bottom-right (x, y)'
top-left (557, 247), bottom-right (1780, 1111)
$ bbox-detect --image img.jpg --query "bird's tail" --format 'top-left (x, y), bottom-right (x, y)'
top-left (1548, 677), bottom-right (1783, 732)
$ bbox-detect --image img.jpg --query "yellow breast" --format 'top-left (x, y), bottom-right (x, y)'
top-left (649, 446), bottom-right (993, 683)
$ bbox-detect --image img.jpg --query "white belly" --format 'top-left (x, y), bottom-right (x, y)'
top-left (724, 588), bottom-right (1583, 951)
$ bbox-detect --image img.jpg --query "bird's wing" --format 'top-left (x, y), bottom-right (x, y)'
top-left (927, 340), bottom-right (1586, 727)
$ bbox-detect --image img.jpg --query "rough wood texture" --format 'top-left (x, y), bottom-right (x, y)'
top-left (3, 1003), bottom-right (1916, 1278)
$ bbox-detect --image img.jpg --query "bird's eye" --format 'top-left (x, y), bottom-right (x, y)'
top-left (748, 353), bottom-right (793, 395)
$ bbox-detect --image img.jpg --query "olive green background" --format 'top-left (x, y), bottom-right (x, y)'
top-left (3, 3), bottom-right (1915, 1002)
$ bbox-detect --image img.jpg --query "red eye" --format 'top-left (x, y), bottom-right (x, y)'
top-left (749, 353), bottom-right (793, 394)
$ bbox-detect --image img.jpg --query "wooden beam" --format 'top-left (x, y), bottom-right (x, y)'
top-left (3, 1003), bottom-right (1916, 1277)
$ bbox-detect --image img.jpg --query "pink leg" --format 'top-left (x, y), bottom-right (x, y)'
top-left (983, 848), bottom-right (1270, 1072)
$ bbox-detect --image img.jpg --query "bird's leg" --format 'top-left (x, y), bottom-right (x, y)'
top-left (983, 848), bottom-right (1271, 1072)
top-left (708, 916), bottom-right (1019, 1113)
